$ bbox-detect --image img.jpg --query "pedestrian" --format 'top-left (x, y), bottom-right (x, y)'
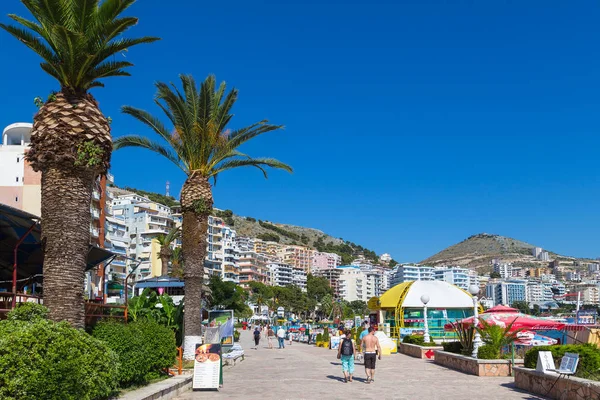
top-left (277, 326), bottom-right (286, 349)
top-left (337, 329), bottom-right (355, 383)
top-left (360, 327), bottom-right (381, 384)
top-left (267, 325), bottom-right (275, 349)
top-left (288, 330), bottom-right (293, 345)
top-left (253, 326), bottom-right (261, 349)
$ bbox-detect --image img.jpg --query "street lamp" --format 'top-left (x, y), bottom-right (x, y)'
top-left (420, 294), bottom-right (430, 343)
top-left (469, 284), bottom-right (482, 358)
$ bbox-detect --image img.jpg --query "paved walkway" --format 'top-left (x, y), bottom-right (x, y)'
top-left (176, 330), bottom-right (546, 400)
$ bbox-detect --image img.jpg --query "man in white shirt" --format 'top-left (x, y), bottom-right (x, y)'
top-left (277, 326), bottom-right (286, 349)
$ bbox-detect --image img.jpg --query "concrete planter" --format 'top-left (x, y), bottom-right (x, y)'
top-left (514, 367), bottom-right (600, 400)
top-left (399, 343), bottom-right (443, 360)
top-left (433, 350), bottom-right (523, 377)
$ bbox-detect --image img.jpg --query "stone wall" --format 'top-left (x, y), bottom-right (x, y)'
top-left (433, 350), bottom-right (523, 377)
top-left (399, 343), bottom-right (443, 360)
top-left (514, 367), bottom-right (600, 400)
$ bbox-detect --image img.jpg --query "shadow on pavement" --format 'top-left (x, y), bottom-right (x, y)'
top-left (330, 362), bottom-right (341, 366)
top-left (499, 383), bottom-right (548, 399)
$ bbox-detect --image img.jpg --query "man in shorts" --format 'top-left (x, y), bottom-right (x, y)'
top-left (360, 327), bottom-right (381, 384)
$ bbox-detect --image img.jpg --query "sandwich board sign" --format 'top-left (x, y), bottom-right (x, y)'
top-left (536, 351), bottom-right (556, 373)
top-left (192, 343), bottom-right (222, 390)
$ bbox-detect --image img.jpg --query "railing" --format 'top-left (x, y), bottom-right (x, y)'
top-left (84, 302), bottom-right (127, 326)
top-left (0, 293), bottom-right (42, 317)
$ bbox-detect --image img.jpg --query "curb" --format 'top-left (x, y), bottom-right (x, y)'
top-left (118, 374), bottom-right (193, 400)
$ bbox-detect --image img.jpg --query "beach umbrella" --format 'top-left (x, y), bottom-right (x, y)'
top-left (484, 305), bottom-right (519, 313)
top-left (444, 312), bottom-right (566, 331)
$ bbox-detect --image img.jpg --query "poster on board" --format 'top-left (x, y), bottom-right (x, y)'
top-left (192, 343), bottom-right (221, 390)
top-left (208, 310), bottom-right (234, 348)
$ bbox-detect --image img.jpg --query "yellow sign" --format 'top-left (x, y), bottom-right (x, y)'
top-left (367, 296), bottom-right (380, 310)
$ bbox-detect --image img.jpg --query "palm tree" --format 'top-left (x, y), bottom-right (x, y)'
top-left (114, 74), bottom-right (292, 358)
top-left (170, 247), bottom-right (184, 279)
top-left (1, 0), bottom-right (158, 328)
top-left (155, 226), bottom-right (180, 276)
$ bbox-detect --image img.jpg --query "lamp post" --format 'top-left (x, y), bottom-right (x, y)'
top-left (469, 284), bottom-right (482, 358)
top-left (420, 294), bottom-right (430, 343)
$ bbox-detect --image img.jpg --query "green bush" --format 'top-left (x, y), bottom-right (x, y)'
top-left (0, 319), bottom-right (119, 400)
top-left (402, 334), bottom-right (437, 347)
top-left (316, 333), bottom-right (323, 343)
top-left (6, 302), bottom-right (48, 321)
top-left (93, 320), bottom-right (176, 387)
top-left (442, 341), bottom-right (463, 354)
top-left (524, 344), bottom-right (600, 380)
top-left (234, 329), bottom-right (240, 342)
top-left (477, 344), bottom-right (500, 359)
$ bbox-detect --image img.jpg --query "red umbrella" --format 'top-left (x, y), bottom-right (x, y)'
top-left (484, 305), bottom-right (518, 313)
top-left (444, 312), bottom-right (566, 331)
top-left (299, 327), bottom-right (306, 331)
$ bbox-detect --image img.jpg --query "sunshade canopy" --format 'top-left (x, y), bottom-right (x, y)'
top-left (0, 204), bottom-right (113, 283)
top-left (444, 312), bottom-right (566, 331)
top-left (484, 305), bottom-right (519, 313)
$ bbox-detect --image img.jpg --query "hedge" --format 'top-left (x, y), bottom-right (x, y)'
top-left (524, 344), bottom-right (600, 380)
top-left (6, 302), bottom-right (48, 321)
top-left (442, 341), bottom-right (463, 354)
top-left (93, 319), bottom-right (176, 386)
top-left (402, 334), bottom-right (437, 346)
top-left (477, 344), bottom-right (500, 359)
top-left (0, 318), bottom-right (119, 400)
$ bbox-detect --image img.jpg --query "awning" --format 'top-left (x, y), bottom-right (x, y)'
top-left (444, 312), bottom-right (566, 331)
top-left (0, 203), bottom-right (113, 282)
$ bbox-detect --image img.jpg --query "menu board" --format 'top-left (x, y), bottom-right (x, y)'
top-left (192, 343), bottom-right (221, 390)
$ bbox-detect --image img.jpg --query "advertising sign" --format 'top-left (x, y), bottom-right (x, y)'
top-left (208, 310), bottom-right (234, 348)
top-left (192, 343), bottom-right (221, 390)
top-left (330, 336), bottom-right (341, 350)
top-left (576, 310), bottom-right (597, 325)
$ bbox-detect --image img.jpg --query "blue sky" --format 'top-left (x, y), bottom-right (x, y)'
top-left (1, 1), bottom-right (599, 261)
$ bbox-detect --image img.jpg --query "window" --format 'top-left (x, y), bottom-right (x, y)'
top-left (16, 157), bottom-right (19, 163)
top-left (15, 196), bottom-right (18, 202)
top-left (16, 177), bottom-right (19, 182)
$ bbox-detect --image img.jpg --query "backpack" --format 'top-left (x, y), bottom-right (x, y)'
top-left (341, 338), bottom-right (353, 356)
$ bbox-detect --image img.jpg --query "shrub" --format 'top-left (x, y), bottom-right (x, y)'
top-left (524, 344), bottom-right (600, 380)
top-left (316, 333), bottom-right (323, 343)
top-left (93, 320), bottom-right (176, 387)
top-left (234, 329), bottom-right (240, 342)
top-left (6, 303), bottom-right (48, 321)
top-left (0, 319), bottom-right (119, 400)
top-left (477, 344), bottom-right (500, 360)
top-left (402, 334), bottom-right (437, 346)
top-left (443, 341), bottom-right (463, 354)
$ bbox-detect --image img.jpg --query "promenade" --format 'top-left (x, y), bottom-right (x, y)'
top-left (176, 330), bottom-right (546, 400)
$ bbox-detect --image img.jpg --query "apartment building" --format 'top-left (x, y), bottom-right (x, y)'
top-left (253, 239), bottom-right (282, 258)
top-left (311, 251), bottom-right (342, 272)
top-left (486, 280), bottom-right (527, 306)
top-left (432, 266), bottom-right (478, 290)
top-left (313, 268), bottom-right (343, 298)
top-left (268, 262), bottom-right (294, 286)
top-left (493, 262), bottom-right (513, 278)
top-left (292, 266), bottom-right (307, 291)
top-left (1, 123), bottom-right (114, 299)
top-left (238, 251), bottom-right (270, 287)
top-left (389, 264), bottom-right (434, 287)
top-left (235, 237), bottom-right (254, 252)
top-left (111, 192), bottom-right (174, 280)
top-left (277, 245), bottom-right (314, 272)
top-left (205, 215), bottom-right (225, 278)
top-left (337, 266), bottom-right (368, 302)
top-left (220, 225), bottom-right (240, 284)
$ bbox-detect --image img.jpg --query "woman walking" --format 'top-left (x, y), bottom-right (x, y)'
top-left (253, 326), bottom-right (261, 349)
top-left (267, 325), bottom-right (275, 349)
top-left (337, 329), bottom-right (356, 383)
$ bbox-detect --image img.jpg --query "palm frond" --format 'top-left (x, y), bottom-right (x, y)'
top-left (210, 157), bottom-right (293, 180)
top-left (1, 0), bottom-right (159, 92)
top-left (113, 135), bottom-right (187, 173)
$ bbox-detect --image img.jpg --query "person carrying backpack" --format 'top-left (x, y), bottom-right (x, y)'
top-left (337, 329), bottom-right (355, 383)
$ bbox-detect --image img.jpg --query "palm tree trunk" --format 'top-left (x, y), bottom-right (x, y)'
top-left (41, 167), bottom-right (95, 329)
top-left (160, 255), bottom-right (170, 276)
top-left (180, 174), bottom-right (213, 360)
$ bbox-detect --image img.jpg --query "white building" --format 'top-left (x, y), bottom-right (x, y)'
top-left (268, 262), bottom-right (293, 287)
top-left (337, 266), bottom-right (368, 302)
top-left (432, 266), bottom-right (478, 290)
top-left (220, 225), bottom-right (240, 283)
top-left (532, 247), bottom-right (542, 258)
top-left (486, 280), bottom-right (527, 306)
top-left (493, 262), bottom-right (513, 279)
top-left (379, 253), bottom-right (392, 263)
top-left (389, 264), bottom-right (433, 287)
top-left (539, 251), bottom-right (550, 262)
top-left (292, 266), bottom-right (307, 291)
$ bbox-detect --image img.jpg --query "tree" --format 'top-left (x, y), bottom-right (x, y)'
top-left (207, 275), bottom-right (246, 313)
top-left (349, 300), bottom-right (369, 316)
top-left (0, 0), bottom-right (158, 328)
top-left (155, 227), bottom-right (180, 276)
top-left (114, 75), bottom-right (292, 358)
top-left (511, 301), bottom-right (531, 315)
top-left (170, 247), bottom-right (183, 279)
top-left (307, 274), bottom-right (333, 302)
top-left (389, 259), bottom-right (398, 268)
top-left (490, 271), bottom-right (502, 279)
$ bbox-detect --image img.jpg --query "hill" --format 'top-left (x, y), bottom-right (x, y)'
top-left (420, 233), bottom-right (592, 273)
top-left (113, 185), bottom-right (385, 265)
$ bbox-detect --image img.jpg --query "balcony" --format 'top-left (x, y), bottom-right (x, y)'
top-left (90, 227), bottom-right (99, 238)
top-left (92, 190), bottom-right (100, 201)
top-left (106, 172), bottom-right (114, 184)
top-left (91, 208), bottom-right (100, 220)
